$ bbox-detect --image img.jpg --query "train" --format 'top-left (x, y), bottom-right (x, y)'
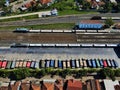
top-left (10, 43), bottom-right (120, 48)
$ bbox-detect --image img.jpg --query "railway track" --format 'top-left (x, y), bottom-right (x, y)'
top-left (77, 33), bottom-right (120, 43)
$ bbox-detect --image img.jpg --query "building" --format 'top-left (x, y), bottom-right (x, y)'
top-left (31, 81), bottom-right (41, 90)
top-left (42, 79), bottom-right (55, 90)
top-left (9, 81), bottom-right (21, 90)
top-left (40, 0), bottom-right (52, 5)
top-left (103, 79), bottom-right (119, 90)
top-left (0, 81), bottom-right (9, 90)
top-left (54, 79), bottom-right (64, 90)
top-left (20, 81), bottom-right (30, 90)
top-left (75, 20), bottom-right (103, 30)
top-left (66, 79), bottom-right (82, 90)
top-left (114, 23), bottom-right (120, 29)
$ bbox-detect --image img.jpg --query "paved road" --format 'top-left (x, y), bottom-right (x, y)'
top-left (0, 47), bottom-right (120, 67)
top-left (0, 13), bottom-right (120, 27)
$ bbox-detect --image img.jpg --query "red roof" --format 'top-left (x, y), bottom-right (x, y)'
top-left (0, 86), bottom-right (9, 90)
top-left (42, 82), bottom-right (54, 90)
top-left (31, 84), bottom-right (41, 90)
top-left (95, 80), bottom-right (101, 90)
top-left (10, 81), bottom-right (21, 90)
top-left (67, 79), bottom-right (82, 90)
top-left (21, 82), bottom-right (30, 90)
top-left (80, 20), bottom-right (102, 24)
top-left (55, 79), bottom-right (64, 90)
top-left (40, 0), bottom-right (51, 4)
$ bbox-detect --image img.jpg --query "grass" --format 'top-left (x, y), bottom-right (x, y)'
top-left (59, 9), bottom-right (98, 16)
top-left (0, 23), bottom-right (75, 31)
top-left (0, 14), bottom-right (38, 22)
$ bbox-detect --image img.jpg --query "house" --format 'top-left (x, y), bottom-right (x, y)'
top-left (114, 85), bottom-right (120, 90)
top-left (31, 81), bottom-right (41, 90)
top-left (114, 23), bottom-right (120, 29)
top-left (66, 79), bottom-right (82, 90)
top-left (20, 81), bottom-right (30, 90)
top-left (0, 82), bottom-right (9, 90)
top-left (9, 81), bottom-right (21, 90)
top-left (103, 79), bottom-right (119, 90)
top-left (54, 79), bottom-right (64, 90)
top-left (40, 0), bottom-right (52, 5)
top-left (42, 79), bottom-right (55, 90)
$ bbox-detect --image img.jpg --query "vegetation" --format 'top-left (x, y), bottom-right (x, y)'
top-left (0, 68), bottom-right (119, 80)
top-left (104, 18), bottom-right (114, 28)
top-left (0, 23), bottom-right (75, 31)
top-left (0, 14), bottom-right (38, 22)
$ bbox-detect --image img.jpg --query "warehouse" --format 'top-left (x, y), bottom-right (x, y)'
top-left (74, 20), bottom-right (103, 30)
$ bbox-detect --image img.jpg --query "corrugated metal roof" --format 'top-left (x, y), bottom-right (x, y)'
top-left (103, 79), bottom-right (119, 90)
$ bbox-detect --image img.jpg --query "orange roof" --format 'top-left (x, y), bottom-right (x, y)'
top-left (10, 81), bottom-right (21, 90)
top-left (24, 3), bottom-right (32, 8)
top-left (95, 80), bottom-right (101, 90)
top-left (21, 82), bottom-right (30, 90)
top-left (67, 79), bottom-right (82, 90)
top-left (80, 20), bottom-right (102, 24)
top-left (42, 82), bottom-right (54, 90)
top-left (31, 84), bottom-right (41, 90)
top-left (55, 79), bottom-right (64, 90)
top-left (0, 86), bottom-right (8, 90)
top-left (40, 0), bottom-right (51, 4)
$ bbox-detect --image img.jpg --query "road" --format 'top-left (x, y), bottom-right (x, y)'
top-left (0, 13), bottom-right (120, 27)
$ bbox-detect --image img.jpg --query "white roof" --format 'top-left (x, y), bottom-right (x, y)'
top-left (103, 79), bottom-right (119, 90)
top-left (43, 79), bottom-right (56, 83)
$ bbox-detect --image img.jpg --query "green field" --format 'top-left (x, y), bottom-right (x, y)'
top-left (0, 23), bottom-right (75, 31)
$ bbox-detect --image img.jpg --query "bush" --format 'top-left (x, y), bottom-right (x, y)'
top-left (104, 18), bottom-right (114, 27)
top-left (98, 68), bottom-right (115, 80)
top-left (115, 69), bottom-right (120, 77)
top-left (11, 68), bottom-right (30, 80)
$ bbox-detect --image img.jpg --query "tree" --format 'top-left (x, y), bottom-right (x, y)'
top-left (11, 68), bottom-right (30, 80)
top-left (98, 68), bottom-right (115, 80)
top-left (117, 2), bottom-right (120, 12)
top-left (102, 1), bottom-right (113, 12)
top-left (104, 18), bottom-right (114, 27)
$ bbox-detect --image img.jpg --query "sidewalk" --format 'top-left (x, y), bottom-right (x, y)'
top-left (0, 11), bottom-right (50, 20)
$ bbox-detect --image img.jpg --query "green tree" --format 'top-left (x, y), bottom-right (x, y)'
top-left (103, 1), bottom-right (112, 12)
top-left (117, 2), bottom-right (120, 12)
top-left (98, 68), bottom-right (115, 80)
top-left (12, 68), bottom-right (30, 80)
top-left (104, 18), bottom-right (114, 27)
top-left (115, 69), bottom-right (120, 77)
